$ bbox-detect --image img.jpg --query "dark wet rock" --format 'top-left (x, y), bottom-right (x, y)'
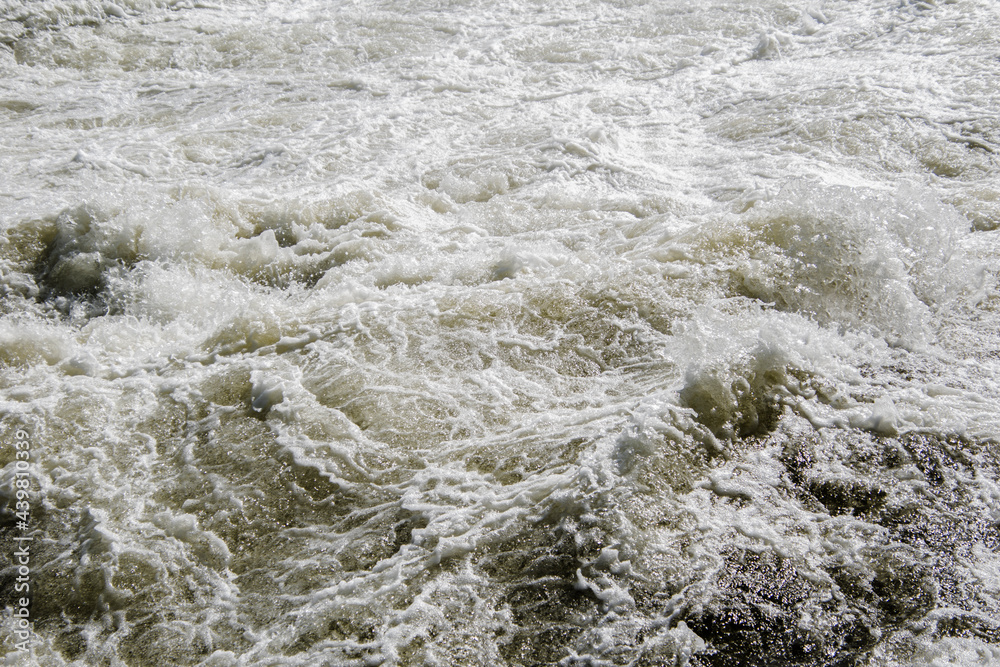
top-left (680, 549), bottom-right (878, 667)
top-left (868, 548), bottom-right (937, 625)
top-left (685, 601), bottom-right (874, 667)
top-left (663, 427), bottom-right (1000, 667)
top-left (807, 476), bottom-right (887, 515)
top-left (830, 546), bottom-right (938, 628)
top-left (500, 625), bottom-right (585, 665)
top-left (934, 613), bottom-right (1000, 643)
top-left (768, 429), bottom-right (1000, 661)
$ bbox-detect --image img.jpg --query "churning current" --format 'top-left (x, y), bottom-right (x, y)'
top-left (1, 0), bottom-right (1000, 664)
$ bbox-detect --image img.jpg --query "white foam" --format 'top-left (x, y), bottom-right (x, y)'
top-left (2, 0), bottom-right (999, 663)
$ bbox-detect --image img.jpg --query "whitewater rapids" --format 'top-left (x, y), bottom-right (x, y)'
top-left (2, 0), bottom-right (1000, 665)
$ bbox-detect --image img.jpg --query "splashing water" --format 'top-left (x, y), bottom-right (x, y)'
top-left (2, 0), bottom-right (1000, 665)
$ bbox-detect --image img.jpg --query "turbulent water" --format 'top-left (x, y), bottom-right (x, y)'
top-left (1, 0), bottom-right (1000, 664)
